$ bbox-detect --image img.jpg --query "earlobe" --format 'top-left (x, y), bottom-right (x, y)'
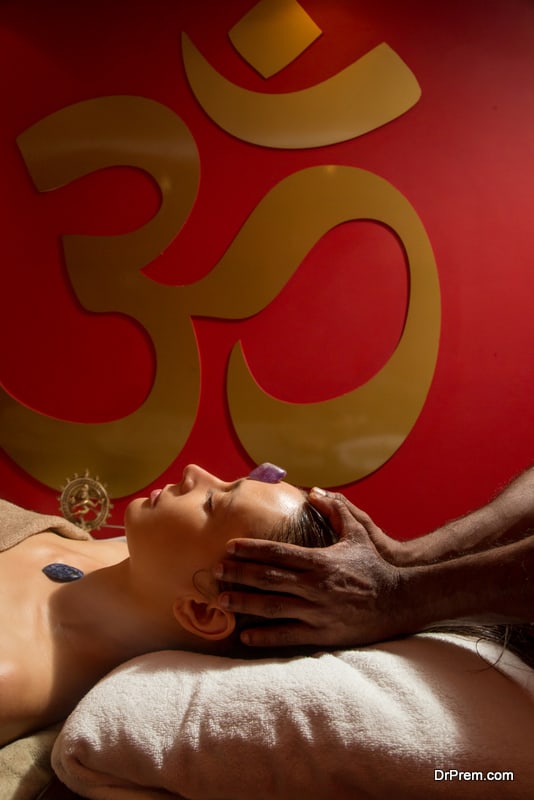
top-left (173, 596), bottom-right (236, 641)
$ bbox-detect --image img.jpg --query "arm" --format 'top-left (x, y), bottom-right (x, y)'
top-left (215, 467), bottom-right (534, 648)
top-left (395, 535), bottom-right (534, 634)
top-left (392, 466), bottom-right (534, 566)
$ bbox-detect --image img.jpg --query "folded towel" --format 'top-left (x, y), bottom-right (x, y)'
top-left (0, 498), bottom-right (90, 552)
top-left (52, 633), bottom-right (534, 799)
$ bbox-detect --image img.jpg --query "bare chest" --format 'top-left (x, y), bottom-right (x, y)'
top-left (0, 532), bottom-right (124, 632)
top-left (0, 533), bottom-right (127, 742)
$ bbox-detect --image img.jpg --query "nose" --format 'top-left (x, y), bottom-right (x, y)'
top-left (181, 464), bottom-right (224, 493)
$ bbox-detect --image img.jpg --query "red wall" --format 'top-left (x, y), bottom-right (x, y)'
top-left (1, 0), bottom-right (533, 538)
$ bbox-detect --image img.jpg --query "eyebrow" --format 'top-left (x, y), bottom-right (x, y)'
top-left (226, 478), bottom-right (245, 511)
top-left (207, 477), bottom-right (246, 518)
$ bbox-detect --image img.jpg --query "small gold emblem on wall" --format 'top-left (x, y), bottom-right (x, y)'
top-left (59, 471), bottom-right (111, 531)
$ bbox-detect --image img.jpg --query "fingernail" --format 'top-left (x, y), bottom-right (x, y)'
top-left (240, 631), bottom-right (250, 645)
top-left (310, 486), bottom-right (327, 497)
top-left (226, 541), bottom-right (237, 555)
top-left (213, 563), bottom-right (224, 580)
top-left (218, 593), bottom-right (230, 609)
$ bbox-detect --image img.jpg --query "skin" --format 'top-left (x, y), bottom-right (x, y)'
top-left (0, 465), bottom-right (304, 746)
top-left (214, 467), bottom-right (534, 649)
top-left (125, 465), bottom-right (303, 602)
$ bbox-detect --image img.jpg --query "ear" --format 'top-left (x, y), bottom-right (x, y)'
top-left (173, 595), bottom-right (236, 641)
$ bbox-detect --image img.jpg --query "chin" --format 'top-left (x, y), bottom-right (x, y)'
top-left (123, 496), bottom-right (148, 528)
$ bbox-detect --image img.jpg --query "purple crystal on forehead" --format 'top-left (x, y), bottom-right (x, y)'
top-left (247, 463), bottom-right (287, 483)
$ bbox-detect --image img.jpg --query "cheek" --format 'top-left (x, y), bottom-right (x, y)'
top-left (125, 499), bottom-right (179, 548)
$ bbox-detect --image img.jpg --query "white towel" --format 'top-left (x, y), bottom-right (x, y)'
top-left (52, 633), bottom-right (534, 799)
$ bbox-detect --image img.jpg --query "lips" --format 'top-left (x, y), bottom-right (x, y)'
top-left (150, 489), bottom-right (163, 507)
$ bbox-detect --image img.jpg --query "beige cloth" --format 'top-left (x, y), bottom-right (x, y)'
top-left (0, 498), bottom-right (90, 553)
top-left (0, 498), bottom-right (90, 800)
top-left (0, 726), bottom-right (62, 800)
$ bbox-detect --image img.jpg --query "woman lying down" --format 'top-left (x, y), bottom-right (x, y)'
top-left (0, 463), bottom-right (336, 746)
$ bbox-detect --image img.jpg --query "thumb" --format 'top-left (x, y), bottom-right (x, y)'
top-left (309, 489), bottom-right (370, 545)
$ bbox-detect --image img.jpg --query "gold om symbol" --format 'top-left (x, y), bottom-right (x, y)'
top-left (0, 0), bottom-right (440, 494)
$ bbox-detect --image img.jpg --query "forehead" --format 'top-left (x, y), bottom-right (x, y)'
top-left (225, 479), bottom-right (304, 531)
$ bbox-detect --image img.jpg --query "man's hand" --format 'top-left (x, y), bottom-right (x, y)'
top-left (213, 490), bottom-right (405, 649)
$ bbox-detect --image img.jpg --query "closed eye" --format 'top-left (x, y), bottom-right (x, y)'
top-left (205, 478), bottom-right (244, 516)
top-left (205, 488), bottom-right (214, 514)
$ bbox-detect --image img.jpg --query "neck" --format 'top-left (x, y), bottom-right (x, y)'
top-left (48, 559), bottom-right (201, 680)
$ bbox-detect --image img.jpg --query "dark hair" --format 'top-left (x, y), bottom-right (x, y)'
top-left (270, 500), bottom-right (339, 549)
top-left (427, 622), bottom-right (534, 670)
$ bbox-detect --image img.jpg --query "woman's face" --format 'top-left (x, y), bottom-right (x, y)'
top-left (124, 464), bottom-right (304, 593)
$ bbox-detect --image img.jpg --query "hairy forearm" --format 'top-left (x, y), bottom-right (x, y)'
top-left (395, 535), bottom-right (534, 633)
top-left (393, 466), bottom-right (534, 567)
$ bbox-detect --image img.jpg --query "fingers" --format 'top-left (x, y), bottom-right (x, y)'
top-left (215, 557), bottom-right (307, 595)
top-left (238, 622), bottom-right (322, 649)
top-left (218, 589), bottom-right (314, 622)
top-left (224, 536), bottom-right (321, 571)
top-left (309, 487), bottom-right (368, 522)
